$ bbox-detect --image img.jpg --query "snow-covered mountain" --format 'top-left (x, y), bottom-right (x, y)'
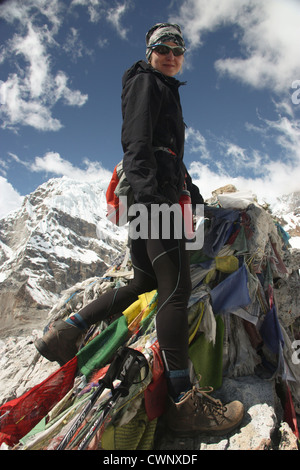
top-left (0, 178), bottom-right (299, 339)
top-left (0, 180), bottom-right (299, 450)
top-left (0, 177), bottom-right (127, 336)
top-left (271, 191), bottom-right (300, 249)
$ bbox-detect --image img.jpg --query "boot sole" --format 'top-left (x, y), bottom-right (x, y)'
top-left (34, 338), bottom-right (64, 366)
top-left (167, 413), bottom-right (245, 437)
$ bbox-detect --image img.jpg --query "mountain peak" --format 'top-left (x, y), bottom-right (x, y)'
top-left (0, 177), bottom-right (127, 336)
top-left (270, 191), bottom-right (300, 247)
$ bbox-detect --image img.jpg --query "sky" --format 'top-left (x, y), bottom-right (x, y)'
top-left (1, 0), bottom-right (300, 219)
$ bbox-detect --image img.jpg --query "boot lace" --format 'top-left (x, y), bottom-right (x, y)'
top-left (190, 384), bottom-right (228, 424)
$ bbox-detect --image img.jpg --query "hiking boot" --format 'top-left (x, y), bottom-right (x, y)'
top-left (34, 319), bottom-right (84, 366)
top-left (166, 385), bottom-right (244, 436)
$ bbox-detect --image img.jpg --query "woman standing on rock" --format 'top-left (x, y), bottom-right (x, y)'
top-left (35, 23), bottom-right (244, 436)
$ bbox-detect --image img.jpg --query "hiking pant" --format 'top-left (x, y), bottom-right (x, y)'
top-left (79, 218), bottom-right (192, 372)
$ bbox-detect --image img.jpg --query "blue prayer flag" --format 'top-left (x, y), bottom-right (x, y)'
top-left (211, 264), bottom-right (251, 314)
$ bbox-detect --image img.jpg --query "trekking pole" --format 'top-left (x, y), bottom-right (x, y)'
top-left (77, 347), bottom-right (149, 450)
top-left (56, 346), bottom-right (148, 450)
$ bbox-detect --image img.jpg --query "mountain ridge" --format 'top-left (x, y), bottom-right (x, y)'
top-left (1, 177), bottom-right (299, 337)
top-left (271, 191), bottom-right (300, 244)
top-left (0, 177), bottom-right (127, 336)
top-left (0, 177), bottom-right (299, 450)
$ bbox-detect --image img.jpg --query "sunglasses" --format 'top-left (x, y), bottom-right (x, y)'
top-left (150, 43), bottom-right (186, 57)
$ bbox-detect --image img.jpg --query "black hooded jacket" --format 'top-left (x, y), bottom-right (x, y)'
top-left (121, 60), bottom-right (203, 207)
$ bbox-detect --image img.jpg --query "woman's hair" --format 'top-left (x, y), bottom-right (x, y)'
top-left (145, 23), bottom-right (185, 61)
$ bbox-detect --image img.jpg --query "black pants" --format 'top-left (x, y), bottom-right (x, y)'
top-left (79, 220), bottom-right (192, 372)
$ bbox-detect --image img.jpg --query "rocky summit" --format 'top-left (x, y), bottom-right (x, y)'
top-left (0, 178), bottom-right (299, 451)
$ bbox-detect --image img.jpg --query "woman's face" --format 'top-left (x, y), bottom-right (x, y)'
top-left (149, 41), bottom-right (184, 77)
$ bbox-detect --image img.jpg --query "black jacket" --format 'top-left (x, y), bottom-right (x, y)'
top-left (121, 60), bottom-right (203, 207)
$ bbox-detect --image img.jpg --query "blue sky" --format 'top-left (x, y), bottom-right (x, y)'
top-left (1, 0), bottom-right (300, 218)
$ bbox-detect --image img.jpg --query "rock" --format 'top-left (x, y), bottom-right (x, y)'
top-left (215, 376), bottom-right (280, 450)
top-left (0, 334), bottom-right (58, 406)
top-left (212, 185), bottom-right (238, 196)
top-left (155, 375), bottom-right (282, 450)
top-left (1, 183), bottom-right (300, 450)
top-left (278, 422), bottom-right (299, 450)
top-left (275, 249), bottom-right (300, 329)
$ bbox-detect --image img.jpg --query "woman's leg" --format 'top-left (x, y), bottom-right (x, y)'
top-left (34, 237), bottom-right (157, 365)
top-left (144, 213), bottom-right (192, 400)
top-left (147, 236), bottom-right (191, 370)
top-left (78, 237), bottom-right (157, 327)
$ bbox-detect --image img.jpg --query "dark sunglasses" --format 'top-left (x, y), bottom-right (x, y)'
top-left (150, 43), bottom-right (186, 57)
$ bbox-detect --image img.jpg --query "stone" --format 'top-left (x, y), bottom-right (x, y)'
top-left (278, 422), bottom-right (299, 450)
top-left (154, 375), bottom-right (284, 450)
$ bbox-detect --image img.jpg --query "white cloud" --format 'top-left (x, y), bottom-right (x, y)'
top-left (30, 151), bottom-right (112, 184)
top-left (0, 0), bottom-right (63, 29)
top-left (0, 159), bottom-right (9, 177)
top-left (12, 23), bottom-right (50, 99)
top-left (63, 27), bottom-right (94, 60)
top-left (0, 176), bottom-right (24, 219)
top-left (54, 71), bottom-right (88, 107)
top-left (170, 0), bottom-right (300, 204)
top-left (0, 0), bottom-right (132, 132)
top-left (190, 157), bottom-right (300, 207)
top-left (171, 0), bottom-right (250, 48)
top-left (71, 0), bottom-right (103, 23)
top-left (0, 150), bottom-right (113, 218)
top-left (0, 1), bottom-right (88, 132)
top-left (221, 141), bottom-right (265, 176)
top-left (188, 112), bottom-right (300, 205)
top-left (107, 2), bottom-right (130, 39)
top-left (185, 127), bottom-right (268, 180)
top-left (70, 0), bottom-right (131, 38)
top-left (185, 127), bottom-right (210, 159)
top-left (264, 115), bottom-right (300, 162)
top-left (171, 0), bottom-right (300, 94)
top-left (0, 72), bottom-right (63, 131)
top-left (225, 143), bottom-right (247, 163)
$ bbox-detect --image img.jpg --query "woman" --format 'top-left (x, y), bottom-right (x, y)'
top-left (35, 23), bottom-right (244, 435)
